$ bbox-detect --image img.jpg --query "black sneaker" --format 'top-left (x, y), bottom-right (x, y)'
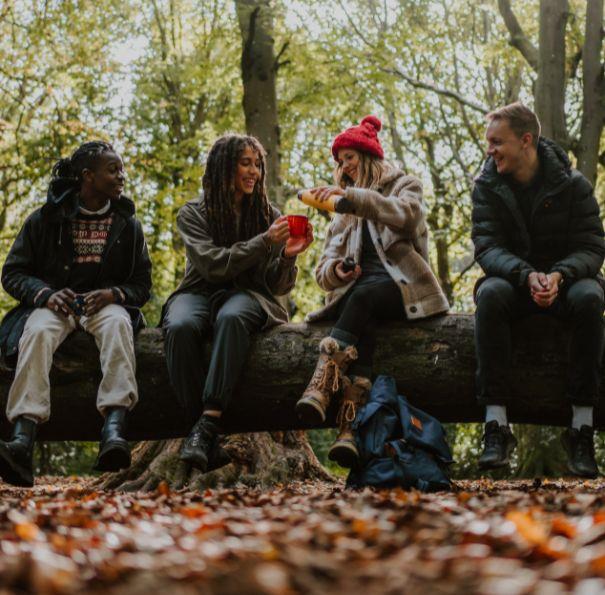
top-left (478, 420), bottom-right (517, 469)
top-left (561, 425), bottom-right (599, 479)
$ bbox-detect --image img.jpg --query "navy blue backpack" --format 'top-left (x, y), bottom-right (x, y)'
top-left (346, 375), bottom-right (453, 492)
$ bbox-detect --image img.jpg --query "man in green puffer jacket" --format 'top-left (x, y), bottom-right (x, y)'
top-left (472, 102), bottom-right (605, 478)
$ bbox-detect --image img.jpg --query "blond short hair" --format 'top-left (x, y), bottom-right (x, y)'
top-left (486, 102), bottom-right (541, 147)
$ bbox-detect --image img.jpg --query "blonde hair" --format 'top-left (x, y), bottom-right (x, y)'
top-left (334, 151), bottom-right (390, 190)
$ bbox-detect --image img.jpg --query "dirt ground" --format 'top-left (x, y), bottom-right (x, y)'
top-left (2, 478), bottom-right (605, 594)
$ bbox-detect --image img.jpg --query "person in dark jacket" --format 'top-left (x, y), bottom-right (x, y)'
top-left (472, 103), bottom-right (605, 477)
top-left (0, 141), bottom-right (152, 487)
top-left (162, 133), bottom-right (313, 474)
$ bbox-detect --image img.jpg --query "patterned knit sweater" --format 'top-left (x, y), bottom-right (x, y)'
top-left (68, 202), bottom-right (113, 292)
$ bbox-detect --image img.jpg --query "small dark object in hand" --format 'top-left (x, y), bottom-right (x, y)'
top-left (342, 257), bottom-right (356, 273)
top-left (71, 295), bottom-right (85, 316)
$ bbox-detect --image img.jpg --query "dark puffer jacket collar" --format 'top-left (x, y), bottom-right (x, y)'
top-left (41, 178), bottom-right (136, 222)
top-left (476, 137), bottom-right (571, 193)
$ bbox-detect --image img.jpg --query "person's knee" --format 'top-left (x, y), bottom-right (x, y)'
top-left (567, 281), bottom-right (605, 317)
top-left (346, 287), bottom-right (374, 313)
top-left (475, 278), bottom-right (516, 314)
top-left (164, 315), bottom-right (202, 341)
top-left (21, 316), bottom-right (60, 344)
top-left (215, 308), bottom-right (246, 330)
top-left (101, 308), bottom-right (132, 333)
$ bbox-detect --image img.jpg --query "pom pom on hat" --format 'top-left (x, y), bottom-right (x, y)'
top-left (331, 115), bottom-right (384, 161)
top-left (360, 115), bottom-right (382, 132)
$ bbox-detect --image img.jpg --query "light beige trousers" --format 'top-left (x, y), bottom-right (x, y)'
top-left (7, 304), bottom-right (138, 424)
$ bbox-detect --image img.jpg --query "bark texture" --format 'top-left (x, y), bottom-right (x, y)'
top-left (498, 0), bottom-right (605, 184)
top-left (2, 314), bottom-right (605, 441)
top-left (535, 0), bottom-right (568, 144)
top-left (577, 0), bottom-right (605, 182)
top-left (98, 431), bottom-right (331, 492)
top-left (235, 0), bottom-right (283, 207)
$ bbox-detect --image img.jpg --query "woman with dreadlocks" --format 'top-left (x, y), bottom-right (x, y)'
top-left (0, 141), bottom-right (152, 487)
top-left (162, 133), bottom-right (313, 473)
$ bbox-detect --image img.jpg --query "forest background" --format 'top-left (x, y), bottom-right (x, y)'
top-left (1, 0), bottom-right (604, 480)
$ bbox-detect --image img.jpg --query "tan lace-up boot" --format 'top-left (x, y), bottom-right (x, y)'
top-left (328, 375), bottom-right (371, 468)
top-left (295, 337), bottom-right (357, 425)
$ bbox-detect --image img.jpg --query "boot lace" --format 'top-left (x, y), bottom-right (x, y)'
top-left (336, 400), bottom-right (357, 428)
top-left (309, 358), bottom-right (341, 395)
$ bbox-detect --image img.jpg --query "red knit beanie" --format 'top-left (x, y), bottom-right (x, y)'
top-left (331, 115), bottom-right (384, 161)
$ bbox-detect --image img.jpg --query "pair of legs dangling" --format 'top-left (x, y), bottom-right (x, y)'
top-left (163, 290), bottom-right (267, 473)
top-left (0, 305), bottom-right (137, 487)
top-left (297, 278), bottom-right (403, 468)
top-left (475, 276), bottom-right (605, 477)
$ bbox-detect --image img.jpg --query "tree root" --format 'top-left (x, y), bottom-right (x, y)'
top-left (94, 430), bottom-right (333, 492)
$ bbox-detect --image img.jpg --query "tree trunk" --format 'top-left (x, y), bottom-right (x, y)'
top-left (499, 0), bottom-right (605, 182)
top-left (2, 315), bottom-right (604, 441)
top-left (513, 425), bottom-right (567, 478)
top-left (535, 0), bottom-right (569, 144)
top-left (235, 0), bottom-right (283, 207)
top-left (576, 0), bottom-right (605, 185)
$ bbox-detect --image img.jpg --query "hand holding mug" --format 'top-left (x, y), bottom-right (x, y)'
top-left (264, 216), bottom-right (290, 246)
top-left (284, 222), bottom-right (314, 257)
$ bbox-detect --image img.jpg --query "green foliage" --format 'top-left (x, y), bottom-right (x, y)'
top-left (34, 442), bottom-right (99, 476)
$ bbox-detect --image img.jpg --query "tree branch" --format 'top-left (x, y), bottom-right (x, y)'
top-left (497, 0), bottom-right (539, 71)
top-left (380, 66), bottom-right (489, 114)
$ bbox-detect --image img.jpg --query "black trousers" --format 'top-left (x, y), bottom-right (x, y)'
top-left (474, 277), bottom-right (605, 406)
top-left (330, 278), bottom-right (404, 378)
top-left (162, 291), bottom-right (267, 419)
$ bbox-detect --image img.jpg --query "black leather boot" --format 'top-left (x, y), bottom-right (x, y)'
top-left (180, 415), bottom-right (222, 473)
top-left (478, 420), bottom-right (518, 469)
top-left (207, 438), bottom-right (232, 473)
top-left (561, 425), bottom-right (599, 478)
top-left (0, 417), bottom-right (37, 487)
top-left (94, 407), bottom-right (131, 472)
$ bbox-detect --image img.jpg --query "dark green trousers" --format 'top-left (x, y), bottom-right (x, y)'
top-left (162, 291), bottom-right (267, 419)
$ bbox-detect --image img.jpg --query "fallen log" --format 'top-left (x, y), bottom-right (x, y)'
top-left (0, 313), bottom-right (600, 440)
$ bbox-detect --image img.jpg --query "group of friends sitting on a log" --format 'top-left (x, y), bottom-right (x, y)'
top-left (0, 101), bottom-right (602, 488)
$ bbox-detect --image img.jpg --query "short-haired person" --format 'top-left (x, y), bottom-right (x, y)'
top-left (162, 133), bottom-right (313, 473)
top-left (0, 141), bottom-right (152, 486)
top-left (298, 116), bottom-right (449, 468)
top-left (472, 103), bottom-right (605, 476)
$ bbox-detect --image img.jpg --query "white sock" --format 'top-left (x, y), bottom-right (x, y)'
top-left (485, 405), bottom-right (508, 427)
top-left (572, 405), bottom-right (593, 430)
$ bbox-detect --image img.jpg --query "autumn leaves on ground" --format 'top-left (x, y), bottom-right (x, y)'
top-left (3, 480), bottom-right (605, 594)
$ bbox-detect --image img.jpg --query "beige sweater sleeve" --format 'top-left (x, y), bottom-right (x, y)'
top-left (315, 215), bottom-right (350, 292)
top-left (177, 202), bottom-right (268, 283)
top-left (344, 175), bottom-right (424, 237)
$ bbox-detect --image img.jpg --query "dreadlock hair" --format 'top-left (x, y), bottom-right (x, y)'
top-left (51, 140), bottom-right (117, 187)
top-left (202, 134), bottom-right (273, 247)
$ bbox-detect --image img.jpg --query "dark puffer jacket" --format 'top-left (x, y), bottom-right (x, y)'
top-left (471, 137), bottom-right (605, 287)
top-left (0, 177), bottom-right (152, 364)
